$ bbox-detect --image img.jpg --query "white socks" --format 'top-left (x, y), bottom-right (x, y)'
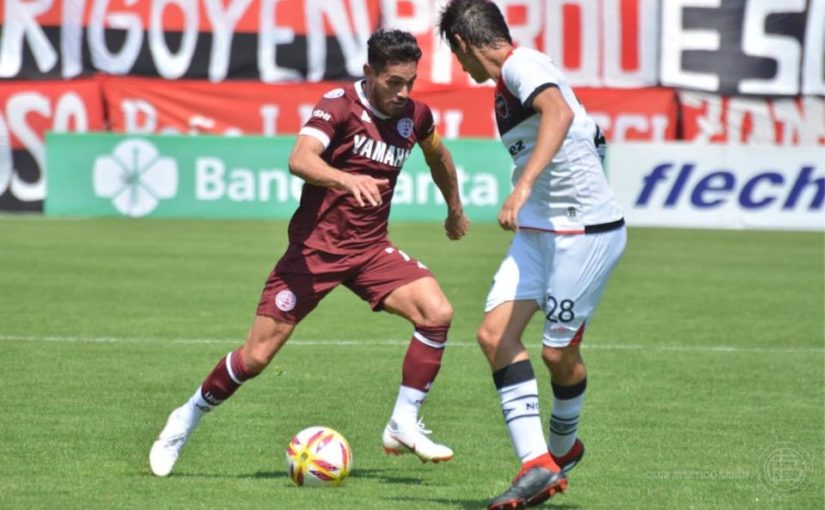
top-left (493, 360), bottom-right (548, 463)
top-left (498, 378), bottom-right (548, 462)
top-left (185, 387), bottom-right (211, 420)
top-left (549, 378), bottom-right (587, 456)
top-left (390, 385), bottom-right (426, 430)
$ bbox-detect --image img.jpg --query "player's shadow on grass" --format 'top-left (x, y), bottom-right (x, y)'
top-left (172, 468), bottom-right (427, 485)
top-left (155, 471), bottom-right (289, 480)
top-left (248, 468), bottom-right (425, 485)
top-left (266, 466), bottom-right (484, 487)
top-left (388, 495), bottom-right (579, 509)
top-left (351, 467), bottom-right (441, 485)
top-left (248, 470), bottom-right (286, 480)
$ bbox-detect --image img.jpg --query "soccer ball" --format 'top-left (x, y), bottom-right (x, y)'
top-left (285, 426), bottom-right (352, 487)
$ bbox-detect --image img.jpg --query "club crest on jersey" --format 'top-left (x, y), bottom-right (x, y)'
top-left (275, 290), bottom-right (297, 312)
top-left (324, 88), bottom-right (345, 99)
top-left (353, 134), bottom-right (411, 168)
top-left (397, 118), bottom-right (414, 138)
top-left (495, 93), bottom-right (509, 118)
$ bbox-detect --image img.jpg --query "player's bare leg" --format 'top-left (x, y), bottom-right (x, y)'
top-left (149, 316), bottom-right (294, 476)
top-left (380, 276), bottom-right (455, 463)
top-left (477, 300), bottom-right (537, 371)
top-left (239, 315), bottom-right (295, 375)
top-left (477, 301), bottom-right (567, 510)
top-left (542, 343), bottom-right (587, 473)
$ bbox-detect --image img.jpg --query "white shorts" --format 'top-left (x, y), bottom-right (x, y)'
top-left (485, 227), bottom-right (627, 347)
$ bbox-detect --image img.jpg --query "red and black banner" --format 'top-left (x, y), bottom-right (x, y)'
top-left (679, 91), bottom-right (825, 145)
top-left (1, 0), bottom-right (821, 212)
top-left (98, 76), bottom-right (679, 140)
top-left (0, 0), bottom-right (382, 82)
top-left (3, 0), bottom-right (820, 93)
top-left (0, 79), bottom-right (105, 210)
top-left (660, 0), bottom-right (823, 96)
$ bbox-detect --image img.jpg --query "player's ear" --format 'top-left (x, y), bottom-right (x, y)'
top-left (363, 63), bottom-right (374, 80)
top-left (453, 34), bottom-right (468, 54)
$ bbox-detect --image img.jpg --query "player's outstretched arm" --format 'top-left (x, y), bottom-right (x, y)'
top-left (498, 87), bottom-right (573, 231)
top-left (420, 129), bottom-right (469, 240)
top-left (288, 135), bottom-right (389, 207)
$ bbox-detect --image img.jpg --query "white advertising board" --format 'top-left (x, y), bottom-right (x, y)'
top-left (607, 143), bottom-right (824, 231)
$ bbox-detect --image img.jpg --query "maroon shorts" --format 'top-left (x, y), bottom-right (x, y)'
top-left (257, 242), bottom-right (434, 324)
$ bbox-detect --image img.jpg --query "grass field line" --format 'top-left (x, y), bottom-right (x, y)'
top-left (0, 333), bottom-right (822, 354)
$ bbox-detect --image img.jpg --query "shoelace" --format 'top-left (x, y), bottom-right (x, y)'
top-left (389, 417), bottom-right (434, 436)
top-left (415, 418), bottom-right (432, 435)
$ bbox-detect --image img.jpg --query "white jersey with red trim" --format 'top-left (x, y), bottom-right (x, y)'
top-left (496, 47), bottom-right (623, 232)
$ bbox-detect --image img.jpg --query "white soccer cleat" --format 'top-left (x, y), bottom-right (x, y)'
top-left (382, 418), bottom-right (453, 463)
top-left (149, 405), bottom-right (201, 477)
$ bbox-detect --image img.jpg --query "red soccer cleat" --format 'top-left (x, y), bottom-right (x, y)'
top-left (487, 453), bottom-right (567, 510)
top-left (550, 438), bottom-right (585, 474)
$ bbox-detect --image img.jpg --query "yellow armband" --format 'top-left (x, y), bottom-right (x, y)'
top-left (419, 128), bottom-right (442, 159)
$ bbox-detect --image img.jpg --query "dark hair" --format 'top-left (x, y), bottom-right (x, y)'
top-left (367, 29), bottom-right (422, 72)
top-left (438, 0), bottom-right (512, 49)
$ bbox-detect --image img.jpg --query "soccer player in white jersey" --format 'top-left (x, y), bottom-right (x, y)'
top-left (440, 1), bottom-right (627, 508)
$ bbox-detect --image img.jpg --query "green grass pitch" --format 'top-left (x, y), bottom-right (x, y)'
top-left (0, 217), bottom-right (822, 509)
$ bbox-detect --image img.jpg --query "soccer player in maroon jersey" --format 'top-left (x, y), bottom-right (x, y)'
top-left (149, 29), bottom-right (470, 477)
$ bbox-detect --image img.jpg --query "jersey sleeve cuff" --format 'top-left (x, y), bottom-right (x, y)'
top-left (299, 127), bottom-right (331, 149)
top-left (524, 82), bottom-right (559, 109)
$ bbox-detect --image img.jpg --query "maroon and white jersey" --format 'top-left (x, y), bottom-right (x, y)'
top-left (290, 80), bottom-right (435, 254)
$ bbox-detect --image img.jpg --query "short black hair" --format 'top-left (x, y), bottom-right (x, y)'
top-left (367, 29), bottom-right (422, 72)
top-left (438, 0), bottom-right (512, 49)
